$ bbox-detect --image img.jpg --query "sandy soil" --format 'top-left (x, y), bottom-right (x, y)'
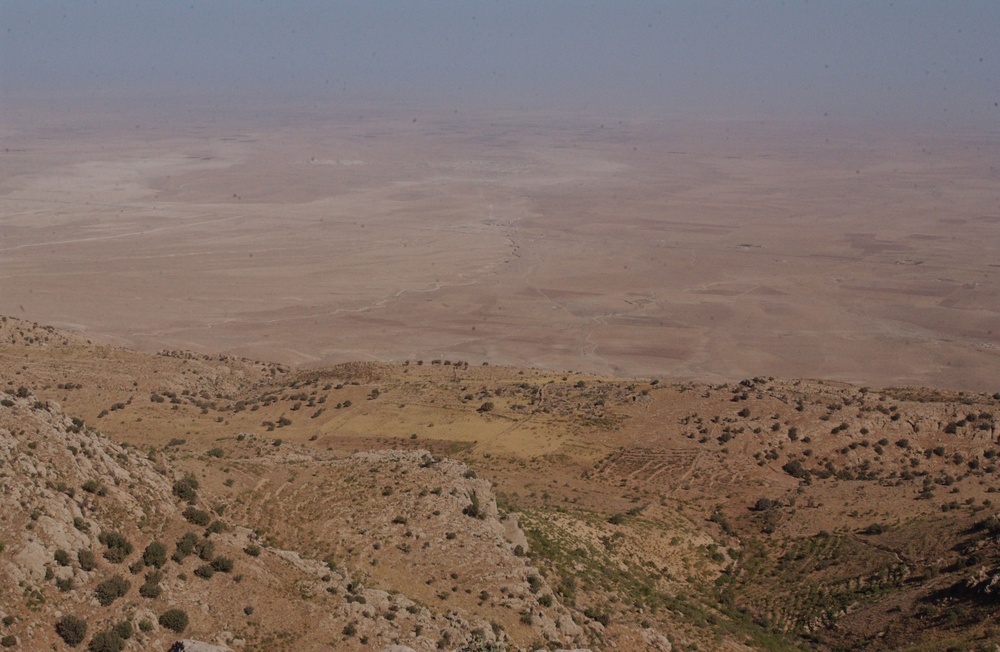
top-left (1, 100), bottom-right (998, 391)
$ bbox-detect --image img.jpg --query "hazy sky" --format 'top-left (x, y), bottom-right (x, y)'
top-left (2, 1), bottom-right (998, 126)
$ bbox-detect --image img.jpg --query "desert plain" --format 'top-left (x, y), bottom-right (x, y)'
top-left (2, 99), bottom-right (998, 391)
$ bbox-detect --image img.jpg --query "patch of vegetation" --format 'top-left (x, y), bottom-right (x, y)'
top-left (98, 532), bottom-right (133, 564)
top-left (55, 615), bottom-right (87, 647)
top-left (158, 609), bottom-right (188, 634)
top-left (94, 575), bottom-right (130, 606)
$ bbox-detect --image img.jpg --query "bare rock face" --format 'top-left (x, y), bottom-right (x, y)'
top-left (168, 641), bottom-right (234, 652)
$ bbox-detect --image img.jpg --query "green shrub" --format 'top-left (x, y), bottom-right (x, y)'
top-left (462, 491), bottom-right (484, 519)
top-left (243, 544), bottom-right (261, 557)
top-left (1, 636), bottom-right (16, 648)
top-left (137, 619), bottom-right (153, 633)
top-left (76, 548), bottom-right (97, 571)
top-left (158, 609), bottom-right (188, 634)
top-left (81, 479), bottom-right (102, 494)
top-left (210, 556), bottom-right (234, 573)
top-left (111, 621), bottom-right (132, 640)
top-left (87, 629), bottom-right (124, 652)
top-left (172, 532), bottom-right (199, 562)
top-left (172, 475), bottom-right (199, 503)
top-left (193, 564), bottom-right (215, 579)
top-left (94, 575), bottom-right (130, 606)
top-left (142, 541), bottom-right (167, 568)
top-left (182, 507), bottom-right (211, 526)
top-left (196, 539), bottom-right (215, 561)
top-left (98, 532), bottom-right (133, 564)
top-left (55, 615), bottom-right (87, 647)
top-left (205, 520), bottom-right (227, 536)
top-left (54, 548), bottom-right (70, 566)
top-left (139, 570), bottom-right (163, 599)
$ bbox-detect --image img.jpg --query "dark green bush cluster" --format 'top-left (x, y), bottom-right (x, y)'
top-left (172, 475), bottom-right (199, 503)
top-left (81, 479), bottom-right (107, 496)
top-left (98, 532), bottom-right (133, 564)
top-left (172, 532), bottom-right (199, 562)
top-left (139, 570), bottom-right (163, 598)
top-left (77, 549), bottom-right (97, 571)
top-left (182, 507), bottom-right (211, 526)
top-left (55, 615), bottom-right (87, 647)
top-left (94, 575), bottom-right (130, 606)
top-left (142, 541), bottom-right (167, 568)
top-left (87, 620), bottom-right (132, 652)
top-left (158, 609), bottom-right (188, 633)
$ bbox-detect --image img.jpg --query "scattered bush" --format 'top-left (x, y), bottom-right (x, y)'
top-left (210, 556), bottom-right (234, 573)
top-left (142, 541), bottom-right (167, 569)
top-left (98, 532), bottom-right (133, 564)
top-left (55, 615), bottom-right (87, 647)
top-left (172, 475), bottom-right (199, 503)
top-left (111, 621), bottom-right (132, 641)
top-left (753, 497), bottom-right (777, 512)
top-left (94, 575), bottom-right (130, 606)
top-left (243, 544), bottom-right (261, 557)
top-left (77, 549), bottom-right (97, 571)
top-left (81, 480), bottom-right (106, 495)
top-left (193, 564), bottom-right (215, 579)
top-left (158, 609), bottom-right (188, 634)
top-left (54, 549), bottom-right (70, 566)
top-left (182, 507), bottom-right (211, 526)
top-left (172, 532), bottom-right (199, 562)
top-left (781, 459), bottom-right (809, 480)
top-left (197, 539), bottom-right (215, 561)
top-left (462, 491), bottom-right (484, 519)
top-left (87, 629), bottom-right (125, 652)
top-left (139, 570), bottom-right (163, 599)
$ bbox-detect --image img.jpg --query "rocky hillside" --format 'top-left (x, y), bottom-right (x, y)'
top-left (3, 315), bottom-right (1000, 651)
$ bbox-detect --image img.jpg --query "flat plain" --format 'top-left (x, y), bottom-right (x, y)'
top-left (2, 100), bottom-right (999, 391)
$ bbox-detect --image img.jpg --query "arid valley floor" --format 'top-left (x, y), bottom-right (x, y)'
top-left (2, 102), bottom-right (998, 391)
top-left (2, 103), bottom-right (1000, 651)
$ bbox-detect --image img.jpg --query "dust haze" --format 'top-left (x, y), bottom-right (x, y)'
top-left (2, 2), bottom-right (1000, 391)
